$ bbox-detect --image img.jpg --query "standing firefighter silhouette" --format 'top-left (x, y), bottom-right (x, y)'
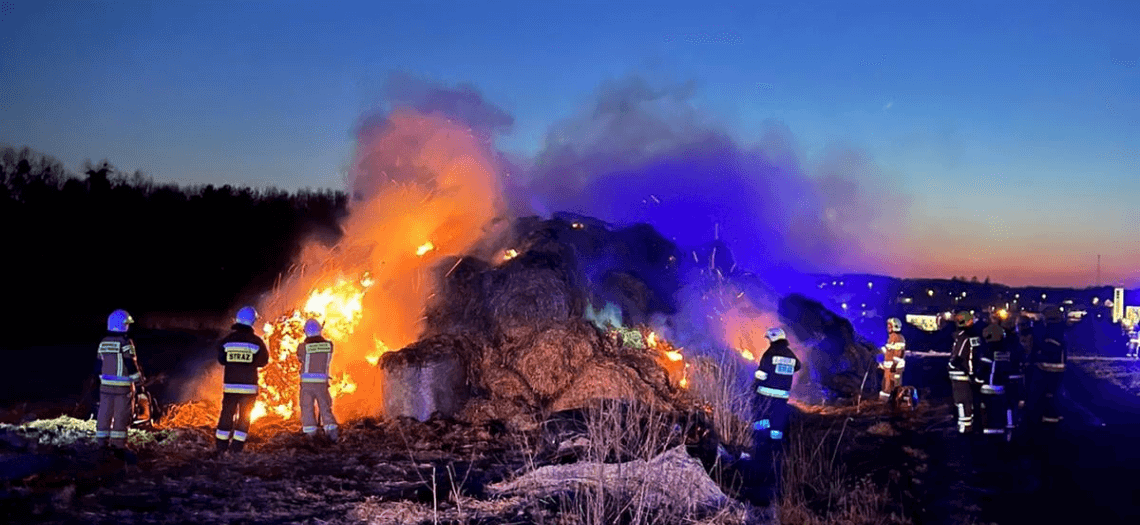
top-left (297, 318), bottom-right (339, 442)
top-left (978, 315), bottom-right (1013, 441)
top-left (95, 309), bottom-right (143, 449)
top-left (215, 306), bottom-right (269, 455)
top-left (751, 327), bottom-right (802, 450)
top-left (1028, 306), bottom-right (1067, 429)
top-left (879, 317), bottom-right (907, 401)
top-left (949, 311), bottom-right (983, 434)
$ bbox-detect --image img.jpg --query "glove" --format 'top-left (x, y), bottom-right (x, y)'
top-left (129, 373), bottom-right (143, 384)
top-left (754, 370), bottom-right (768, 381)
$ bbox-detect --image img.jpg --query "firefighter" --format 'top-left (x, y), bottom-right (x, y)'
top-left (748, 327), bottom-right (802, 505)
top-left (977, 315), bottom-right (1012, 441)
top-left (1127, 324), bottom-right (1140, 359)
top-left (751, 327), bottom-right (802, 452)
top-left (215, 306), bottom-right (269, 455)
top-left (948, 311), bottom-right (983, 434)
top-left (297, 319), bottom-right (338, 442)
top-left (879, 317), bottom-right (907, 402)
top-left (1027, 306), bottom-right (1066, 429)
top-left (1003, 314), bottom-right (1027, 434)
top-left (95, 309), bottom-right (143, 449)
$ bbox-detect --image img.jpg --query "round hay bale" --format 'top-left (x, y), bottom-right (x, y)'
top-left (550, 362), bottom-right (668, 413)
top-left (510, 321), bottom-right (599, 399)
top-left (485, 267), bottom-right (574, 340)
top-left (423, 256), bottom-right (493, 338)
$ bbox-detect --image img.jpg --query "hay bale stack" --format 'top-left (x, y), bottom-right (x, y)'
top-left (388, 217), bottom-right (687, 424)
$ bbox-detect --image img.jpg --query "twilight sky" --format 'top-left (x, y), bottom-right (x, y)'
top-left (1, 1), bottom-right (1137, 288)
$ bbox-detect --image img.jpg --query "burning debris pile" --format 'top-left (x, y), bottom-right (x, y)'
top-left (380, 219), bottom-right (692, 426)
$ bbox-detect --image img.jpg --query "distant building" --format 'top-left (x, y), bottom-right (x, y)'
top-left (905, 314), bottom-right (942, 332)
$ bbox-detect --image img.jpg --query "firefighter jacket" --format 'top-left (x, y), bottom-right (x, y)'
top-left (97, 333), bottom-right (141, 391)
top-left (1030, 325), bottom-right (1066, 373)
top-left (1018, 331), bottom-right (1034, 365)
top-left (881, 333), bottom-right (906, 370)
top-left (975, 327), bottom-right (1012, 393)
top-left (752, 340), bottom-right (802, 400)
top-left (217, 323), bottom-right (269, 395)
top-left (1004, 333), bottom-right (1026, 376)
top-left (297, 335), bottom-right (333, 384)
top-left (949, 326), bottom-right (985, 381)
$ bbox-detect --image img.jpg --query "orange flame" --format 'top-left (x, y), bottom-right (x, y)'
top-left (185, 110), bottom-right (505, 428)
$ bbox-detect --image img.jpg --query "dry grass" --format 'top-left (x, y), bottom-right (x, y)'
top-left (777, 420), bottom-right (910, 525)
top-left (685, 353), bottom-right (756, 451)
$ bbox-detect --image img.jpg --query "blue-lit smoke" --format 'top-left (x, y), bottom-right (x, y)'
top-left (512, 75), bottom-right (899, 284)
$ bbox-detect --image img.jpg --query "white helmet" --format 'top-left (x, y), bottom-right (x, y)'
top-left (887, 318), bottom-right (902, 333)
top-left (765, 327), bottom-right (786, 342)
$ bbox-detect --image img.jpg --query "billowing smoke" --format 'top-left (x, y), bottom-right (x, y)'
top-left (510, 75), bottom-right (905, 276)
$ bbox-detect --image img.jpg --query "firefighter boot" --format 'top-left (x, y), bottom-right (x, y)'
top-left (214, 438), bottom-right (230, 456)
top-left (327, 427), bottom-right (339, 442)
top-left (230, 440), bottom-right (245, 454)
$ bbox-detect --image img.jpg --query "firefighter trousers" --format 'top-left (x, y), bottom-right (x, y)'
top-left (949, 371), bottom-right (974, 433)
top-left (96, 385), bottom-right (132, 448)
top-left (300, 382), bottom-right (338, 439)
top-left (216, 392), bottom-right (256, 452)
top-left (1028, 369), bottom-right (1064, 425)
top-left (880, 367), bottom-right (903, 400)
top-left (752, 395), bottom-right (790, 453)
top-left (977, 387), bottom-right (1010, 440)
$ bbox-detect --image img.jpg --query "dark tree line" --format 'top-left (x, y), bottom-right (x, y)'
top-left (1, 146), bottom-right (348, 346)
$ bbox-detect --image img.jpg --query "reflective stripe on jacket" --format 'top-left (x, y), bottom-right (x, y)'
top-left (297, 336), bottom-right (333, 383)
top-left (97, 334), bottom-right (139, 387)
top-left (218, 323), bottom-right (269, 389)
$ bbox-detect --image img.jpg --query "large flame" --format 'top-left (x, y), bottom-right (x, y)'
top-left (184, 109), bottom-right (504, 427)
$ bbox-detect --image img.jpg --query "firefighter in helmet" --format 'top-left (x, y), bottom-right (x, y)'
top-left (1027, 306), bottom-right (1066, 429)
top-left (748, 327), bottom-right (802, 505)
top-left (751, 327), bottom-right (802, 452)
top-left (297, 318), bottom-right (339, 442)
top-left (879, 317), bottom-right (907, 402)
top-left (948, 311), bottom-right (983, 434)
top-left (977, 314), bottom-right (1012, 441)
top-left (215, 306), bottom-right (269, 455)
top-left (95, 309), bottom-right (143, 449)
